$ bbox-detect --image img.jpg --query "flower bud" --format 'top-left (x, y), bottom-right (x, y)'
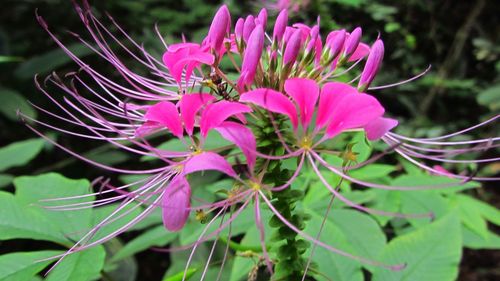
top-left (283, 29), bottom-right (302, 65)
top-left (235, 17), bottom-right (244, 41)
top-left (305, 25), bottom-right (319, 53)
top-left (207, 5), bottom-right (231, 51)
top-left (238, 25), bottom-right (264, 89)
top-left (343, 27), bottom-right (362, 58)
top-left (257, 8), bottom-right (268, 29)
top-left (243, 15), bottom-right (256, 43)
top-left (325, 29), bottom-right (346, 59)
top-left (273, 9), bottom-right (288, 43)
top-left (358, 39), bottom-right (384, 92)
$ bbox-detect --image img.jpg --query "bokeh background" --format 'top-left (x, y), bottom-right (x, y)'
top-left (0, 0), bottom-right (498, 280)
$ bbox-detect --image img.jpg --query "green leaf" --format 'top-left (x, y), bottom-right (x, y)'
top-left (15, 43), bottom-right (94, 80)
top-left (455, 194), bottom-right (500, 226)
top-left (369, 189), bottom-right (400, 226)
top-left (0, 251), bottom-right (61, 281)
top-left (477, 84), bottom-right (500, 111)
top-left (351, 132), bottom-right (372, 163)
top-left (229, 227), bottom-right (265, 281)
top-left (304, 209), bottom-right (386, 280)
top-left (462, 226), bottom-right (500, 250)
top-left (391, 174), bottom-right (479, 194)
top-left (0, 88), bottom-right (37, 121)
top-left (0, 173), bottom-right (14, 189)
top-left (372, 212), bottom-right (462, 281)
top-left (91, 201), bottom-right (146, 240)
top-left (349, 164), bottom-right (395, 180)
top-left (112, 225), bottom-right (177, 261)
top-left (46, 246), bottom-right (106, 281)
top-left (0, 191), bottom-right (68, 243)
top-left (399, 190), bottom-right (450, 227)
top-left (14, 173), bottom-right (93, 241)
top-left (451, 194), bottom-right (489, 238)
top-left (0, 138), bottom-right (44, 172)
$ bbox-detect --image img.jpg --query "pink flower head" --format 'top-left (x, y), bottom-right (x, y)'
top-left (358, 39), bottom-right (384, 91)
top-left (273, 9), bottom-right (288, 43)
top-left (241, 78), bottom-right (386, 139)
top-left (162, 43), bottom-right (214, 85)
top-left (206, 5), bottom-right (231, 52)
top-left (238, 25), bottom-right (265, 89)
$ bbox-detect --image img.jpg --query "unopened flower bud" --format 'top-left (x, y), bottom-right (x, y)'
top-left (273, 9), bottom-right (288, 43)
top-left (238, 25), bottom-right (264, 89)
top-left (235, 17), bottom-right (244, 41)
top-left (283, 29), bottom-right (302, 65)
top-left (243, 15), bottom-right (256, 43)
top-left (343, 27), bottom-right (362, 58)
top-left (358, 39), bottom-right (384, 92)
top-left (326, 29), bottom-right (346, 60)
top-left (257, 8), bottom-right (268, 29)
top-left (207, 5), bottom-right (231, 51)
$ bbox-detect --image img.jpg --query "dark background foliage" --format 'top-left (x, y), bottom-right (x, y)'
top-left (0, 0), bottom-right (498, 280)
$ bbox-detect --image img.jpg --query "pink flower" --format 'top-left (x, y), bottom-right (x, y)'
top-left (162, 43), bottom-right (214, 85)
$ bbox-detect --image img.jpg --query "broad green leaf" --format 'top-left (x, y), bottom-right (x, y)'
top-left (372, 212), bottom-right (462, 281)
top-left (0, 173), bottom-right (14, 189)
top-left (451, 194), bottom-right (489, 238)
top-left (462, 226), bottom-right (500, 250)
top-left (455, 194), bottom-right (500, 225)
top-left (14, 173), bottom-right (93, 241)
top-left (399, 190), bottom-right (450, 227)
top-left (112, 225), bottom-right (177, 261)
top-left (91, 201), bottom-right (146, 240)
top-left (15, 43), bottom-right (94, 79)
top-left (0, 250), bottom-right (61, 281)
top-left (351, 132), bottom-right (372, 163)
top-left (391, 174), bottom-right (479, 194)
top-left (304, 209), bottom-right (386, 280)
top-left (0, 139), bottom-right (44, 171)
top-left (349, 164), bottom-right (395, 180)
top-left (46, 246), bottom-right (106, 281)
top-left (369, 189), bottom-right (400, 226)
top-left (0, 88), bottom-right (37, 121)
top-left (0, 191), bottom-right (68, 243)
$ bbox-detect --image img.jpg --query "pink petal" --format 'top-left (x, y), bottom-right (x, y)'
top-left (200, 101), bottom-right (252, 137)
top-left (240, 88), bottom-right (298, 130)
top-left (318, 83), bottom-right (385, 138)
top-left (364, 117), bottom-right (398, 140)
top-left (162, 176), bottom-right (191, 232)
top-left (144, 101), bottom-right (183, 138)
top-left (179, 93), bottom-right (215, 135)
top-left (348, 42), bottom-right (370, 62)
top-left (135, 121), bottom-right (162, 137)
top-left (215, 121), bottom-right (257, 169)
top-left (284, 78), bottom-right (319, 130)
top-left (184, 151), bottom-right (236, 177)
top-left (317, 82), bottom-right (358, 129)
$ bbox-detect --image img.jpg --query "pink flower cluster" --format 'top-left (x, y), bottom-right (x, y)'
top-left (26, 1), bottom-right (499, 276)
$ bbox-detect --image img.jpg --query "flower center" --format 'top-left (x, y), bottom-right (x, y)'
top-left (299, 136), bottom-right (313, 150)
